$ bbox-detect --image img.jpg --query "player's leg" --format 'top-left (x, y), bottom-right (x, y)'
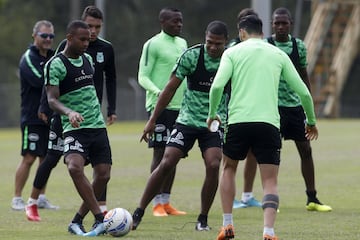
top-left (217, 154), bottom-right (237, 240)
top-left (132, 146), bottom-right (183, 230)
top-left (253, 122), bottom-right (281, 240)
top-left (12, 125), bottom-right (47, 211)
top-left (233, 150), bottom-right (261, 208)
top-left (150, 109), bottom-right (184, 216)
top-left (295, 140), bottom-right (332, 212)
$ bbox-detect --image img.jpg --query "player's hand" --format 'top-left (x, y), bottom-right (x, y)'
top-left (140, 120), bottom-right (155, 143)
top-left (107, 114), bottom-right (117, 125)
top-left (68, 111), bottom-right (84, 128)
top-left (305, 125), bottom-right (318, 141)
top-left (38, 112), bottom-right (48, 124)
top-left (206, 115), bottom-right (222, 131)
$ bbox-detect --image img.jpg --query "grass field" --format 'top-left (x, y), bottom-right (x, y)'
top-left (0, 119), bottom-right (359, 240)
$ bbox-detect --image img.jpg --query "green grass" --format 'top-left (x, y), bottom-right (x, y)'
top-left (1, 119), bottom-right (359, 240)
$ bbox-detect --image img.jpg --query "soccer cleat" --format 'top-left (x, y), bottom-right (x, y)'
top-left (263, 234), bottom-right (279, 240)
top-left (216, 224), bottom-right (235, 240)
top-left (195, 221), bottom-right (211, 231)
top-left (132, 208), bottom-right (144, 230)
top-left (233, 197), bottom-right (262, 209)
top-left (11, 197), bottom-right (25, 211)
top-left (68, 222), bottom-right (86, 236)
top-left (152, 203), bottom-right (168, 217)
top-left (37, 197), bottom-right (60, 210)
top-left (25, 204), bottom-right (41, 221)
top-left (306, 202), bottom-right (332, 212)
top-left (163, 203), bottom-right (186, 215)
top-left (83, 221), bottom-right (106, 237)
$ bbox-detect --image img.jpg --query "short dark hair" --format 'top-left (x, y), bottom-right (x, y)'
top-left (159, 7), bottom-right (181, 22)
top-left (206, 20), bottom-right (228, 39)
top-left (237, 8), bottom-right (258, 29)
top-left (81, 5), bottom-right (103, 20)
top-left (272, 7), bottom-right (292, 23)
top-left (66, 20), bottom-right (89, 34)
top-left (237, 15), bottom-right (262, 35)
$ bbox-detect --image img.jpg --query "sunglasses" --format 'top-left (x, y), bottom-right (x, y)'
top-left (37, 32), bottom-right (55, 39)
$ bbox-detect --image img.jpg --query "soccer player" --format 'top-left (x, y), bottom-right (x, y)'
top-left (132, 20), bottom-right (229, 231)
top-left (208, 15), bottom-right (318, 240)
top-left (12, 20), bottom-right (55, 211)
top-left (234, 7), bottom-right (332, 213)
top-left (45, 20), bottom-right (111, 236)
top-left (227, 8), bottom-right (262, 209)
top-left (137, 7), bottom-right (187, 217)
top-left (25, 5), bottom-right (117, 221)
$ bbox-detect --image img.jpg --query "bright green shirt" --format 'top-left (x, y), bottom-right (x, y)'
top-left (209, 38), bottom-right (316, 128)
top-left (44, 53), bottom-right (105, 132)
top-left (174, 45), bottom-right (228, 128)
top-left (138, 31), bottom-right (187, 111)
top-left (268, 35), bottom-right (308, 107)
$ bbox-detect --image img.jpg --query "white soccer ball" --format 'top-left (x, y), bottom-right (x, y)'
top-left (103, 208), bottom-right (133, 237)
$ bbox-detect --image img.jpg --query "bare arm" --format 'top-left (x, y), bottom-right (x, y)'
top-left (46, 85), bottom-right (84, 128)
top-left (140, 73), bottom-right (182, 142)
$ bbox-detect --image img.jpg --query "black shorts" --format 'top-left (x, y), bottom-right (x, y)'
top-left (63, 128), bottom-right (112, 167)
top-left (148, 109), bottom-right (179, 148)
top-left (47, 114), bottom-right (64, 155)
top-left (167, 123), bottom-right (223, 158)
top-left (279, 106), bottom-right (307, 141)
top-left (21, 124), bottom-right (49, 157)
top-left (223, 122), bottom-right (281, 165)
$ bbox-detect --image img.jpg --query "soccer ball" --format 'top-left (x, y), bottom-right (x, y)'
top-left (103, 208), bottom-right (133, 237)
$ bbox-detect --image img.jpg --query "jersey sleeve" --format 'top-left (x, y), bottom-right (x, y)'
top-left (209, 49), bottom-right (233, 119)
top-left (138, 40), bottom-right (161, 95)
top-left (44, 57), bottom-right (66, 86)
top-left (281, 53), bottom-right (316, 125)
top-left (296, 38), bottom-right (308, 68)
top-left (103, 44), bottom-right (117, 116)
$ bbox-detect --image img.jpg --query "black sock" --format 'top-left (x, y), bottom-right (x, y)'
top-left (95, 213), bottom-right (104, 223)
top-left (72, 213), bottom-right (84, 224)
top-left (197, 214), bottom-right (208, 224)
top-left (134, 208), bottom-right (145, 217)
top-left (306, 190), bottom-right (321, 204)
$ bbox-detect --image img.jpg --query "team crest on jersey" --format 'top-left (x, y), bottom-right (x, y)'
top-left (96, 52), bottom-right (104, 63)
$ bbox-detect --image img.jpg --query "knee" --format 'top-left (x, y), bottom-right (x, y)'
top-left (67, 160), bottom-right (83, 177)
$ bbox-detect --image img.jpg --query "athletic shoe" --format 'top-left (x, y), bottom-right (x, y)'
top-left (25, 204), bottom-right (41, 221)
top-left (37, 197), bottom-right (59, 210)
top-left (163, 203), bottom-right (186, 215)
top-left (306, 202), bottom-right (332, 212)
top-left (216, 224), bottom-right (235, 240)
top-left (195, 220), bottom-right (211, 231)
top-left (68, 222), bottom-right (86, 236)
top-left (83, 221), bottom-right (106, 237)
top-left (11, 197), bottom-right (25, 211)
top-left (263, 234), bottom-right (279, 240)
top-left (152, 203), bottom-right (168, 217)
top-left (132, 208), bottom-right (144, 230)
top-left (233, 197), bottom-right (262, 209)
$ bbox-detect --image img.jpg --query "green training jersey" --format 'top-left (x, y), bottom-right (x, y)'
top-left (44, 53), bottom-right (105, 132)
top-left (267, 35), bottom-right (308, 107)
top-left (209, 38), bottom-right (316, 128)
top-left (174, 44), bottom-right (228, 129)
top-left (138, 31), bottom-right (187, 112)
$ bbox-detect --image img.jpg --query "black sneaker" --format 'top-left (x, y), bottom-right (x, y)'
top-left (132, 208), bottom-right (144, 230)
